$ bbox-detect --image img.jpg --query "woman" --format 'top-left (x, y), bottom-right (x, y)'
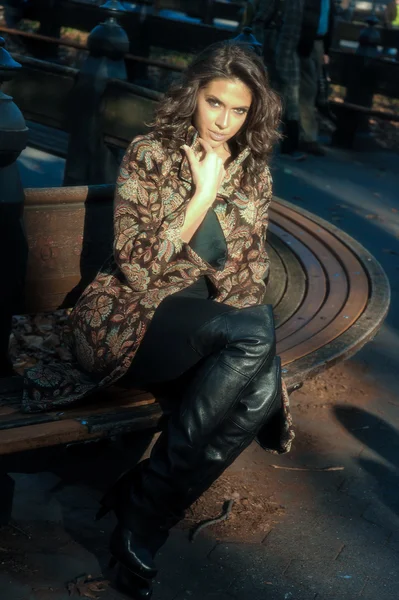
top-left (23, 42), bottom-right (294, 598)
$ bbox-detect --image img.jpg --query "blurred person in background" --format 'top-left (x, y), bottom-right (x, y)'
top-left (253, 0), bottom-right (306, 158)
top-left (297, 0), bottom-right (335, 155)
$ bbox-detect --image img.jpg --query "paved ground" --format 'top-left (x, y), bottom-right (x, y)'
top-left (3, 140), bottom-right (398, 600)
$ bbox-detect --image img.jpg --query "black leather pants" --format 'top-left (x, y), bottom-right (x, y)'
top-left (118, 297), bottom-right (281, 534)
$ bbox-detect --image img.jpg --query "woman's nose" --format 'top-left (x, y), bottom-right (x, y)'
top-left (215, 110), bottom-right (229, 130)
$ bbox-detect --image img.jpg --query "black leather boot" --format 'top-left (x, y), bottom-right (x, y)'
top-left (183, 354), bottom-right (281, 507)
top-left (98, 464), bottom-right (166, 599)
top-left (100, 305), bottom-right (281, 597)
top-left (118, 305), bottom-right (281, 527)
top-left (112, 563), bottom-right (153, 599)
top-left (109, 524), bottom-right (157, 580)
top-left (105, 517), bottom-right (167, 600)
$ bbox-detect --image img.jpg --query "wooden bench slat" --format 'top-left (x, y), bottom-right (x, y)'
top-left (280, 204), bottom-right (390, 389)
top-left (0, 377), bottom-right (162, 453)
top-left (263, 238), bottom-right (287, 308)
top-left (271, 214), bottom-right (349, 353)
top-left (0, 396), bottom-right (156, 429)
top-left (272, 202), bottom-right (370, 365)
top-left (0, 383), bottom-right (156, 427)
top-left (0, 403), bottom-right (161, 456)
top-left (270, 222), bottom-right (328, 343)
top-left (267, 233), bottom-right (307, 327)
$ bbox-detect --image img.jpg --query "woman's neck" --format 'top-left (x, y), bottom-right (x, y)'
top-left (215, 141), bottom-right (236, 167)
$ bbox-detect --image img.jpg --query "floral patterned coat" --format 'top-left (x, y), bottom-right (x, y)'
top-left (23, 127), bottom-right (294, 454)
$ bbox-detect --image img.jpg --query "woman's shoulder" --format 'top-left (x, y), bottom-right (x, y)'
top-left (249, 164), bottom-right (273, 205)
top-left (126, 132), bottom-right (166, 163)
top-left (124, 132), bottom-right (182, 181)
top-left (259, 164), bottom-right (272, 184)
top-left (120, 132), bottom-right (171, 180)
top-left (251, 164), bottom-right (272, 195)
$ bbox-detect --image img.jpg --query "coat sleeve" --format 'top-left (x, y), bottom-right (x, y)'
top-left (222, 168), bottom-right (272, 309)
top-left (113, 136), bottom-right (209, 292)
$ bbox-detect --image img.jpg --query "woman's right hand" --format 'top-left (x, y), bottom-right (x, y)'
top-left (182, 138), bottom-right (226, 207)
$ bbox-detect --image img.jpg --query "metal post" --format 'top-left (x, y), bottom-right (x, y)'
top-left (63, 0), bottom-right (129, 186)
top-left (356, 14), bottom-right (381, 58)
top-left (0, 38), bottom-right (28, 377)
top-left (233, 27), bottom-right (263, 56)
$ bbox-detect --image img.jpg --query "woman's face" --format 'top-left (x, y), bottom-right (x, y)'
top-left (193, 78), bottom-right (252, 151)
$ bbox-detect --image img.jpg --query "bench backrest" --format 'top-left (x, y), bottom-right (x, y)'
top-left (4, 58), bottom-right (160, 147)
top-left (24, 184), bottom-right (115, 313)
top-left (23, 184), bottom-right (282, 315)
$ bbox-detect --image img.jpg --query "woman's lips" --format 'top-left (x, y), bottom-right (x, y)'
top-left (209, 130), bottom-right (228, 142)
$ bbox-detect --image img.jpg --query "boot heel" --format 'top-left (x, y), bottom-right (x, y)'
top-left (115, 563), bottom-right (153, 599)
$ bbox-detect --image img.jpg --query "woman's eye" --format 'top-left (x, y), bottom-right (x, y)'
top-left (207, 98), bottom-right (220, 107)
top-left (235, 109), bottom-right (247, 116)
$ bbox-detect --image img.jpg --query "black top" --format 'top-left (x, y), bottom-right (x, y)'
top-left (174, 208), bottom-right (227, 300)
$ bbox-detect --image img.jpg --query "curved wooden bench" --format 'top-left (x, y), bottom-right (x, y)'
top-left (0, 185), bottom-right (390, 459)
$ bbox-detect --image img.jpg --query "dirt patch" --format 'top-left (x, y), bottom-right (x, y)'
top-left (177, 361), bottom-right (388, 543)
top-left (179, 472), bottom-right (285, 544)
top-left (0, 521), bottom-right (73, 575)
top-left (291, 360), bottom-right (379, 412)
top-left (0, 524), bottom-right (38, 576)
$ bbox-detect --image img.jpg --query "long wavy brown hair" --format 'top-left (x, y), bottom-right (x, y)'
top-left (151, 41), bottom-right (281, 189)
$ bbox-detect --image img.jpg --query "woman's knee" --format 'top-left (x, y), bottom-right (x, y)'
top-left (189, 303), bottom-right (276, 363)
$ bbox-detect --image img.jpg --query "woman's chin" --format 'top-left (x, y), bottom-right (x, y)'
top-left (207, 137), bottom-right (224, 150)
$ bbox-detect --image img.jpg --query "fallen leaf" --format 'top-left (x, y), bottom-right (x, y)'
top-left (392, 208), bottom-right (398, 213)
top-left (67, 575), bottom-right (109, 599)
top-left (365, 214), bottom-right (378, 220)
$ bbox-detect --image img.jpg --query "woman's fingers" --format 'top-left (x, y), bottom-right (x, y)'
top-left (182, 145), bottom-right (198, 172)
top-left (183, 141), bottom-right (225, 193)
top-left (197, 137), bottom-right (214, 155)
